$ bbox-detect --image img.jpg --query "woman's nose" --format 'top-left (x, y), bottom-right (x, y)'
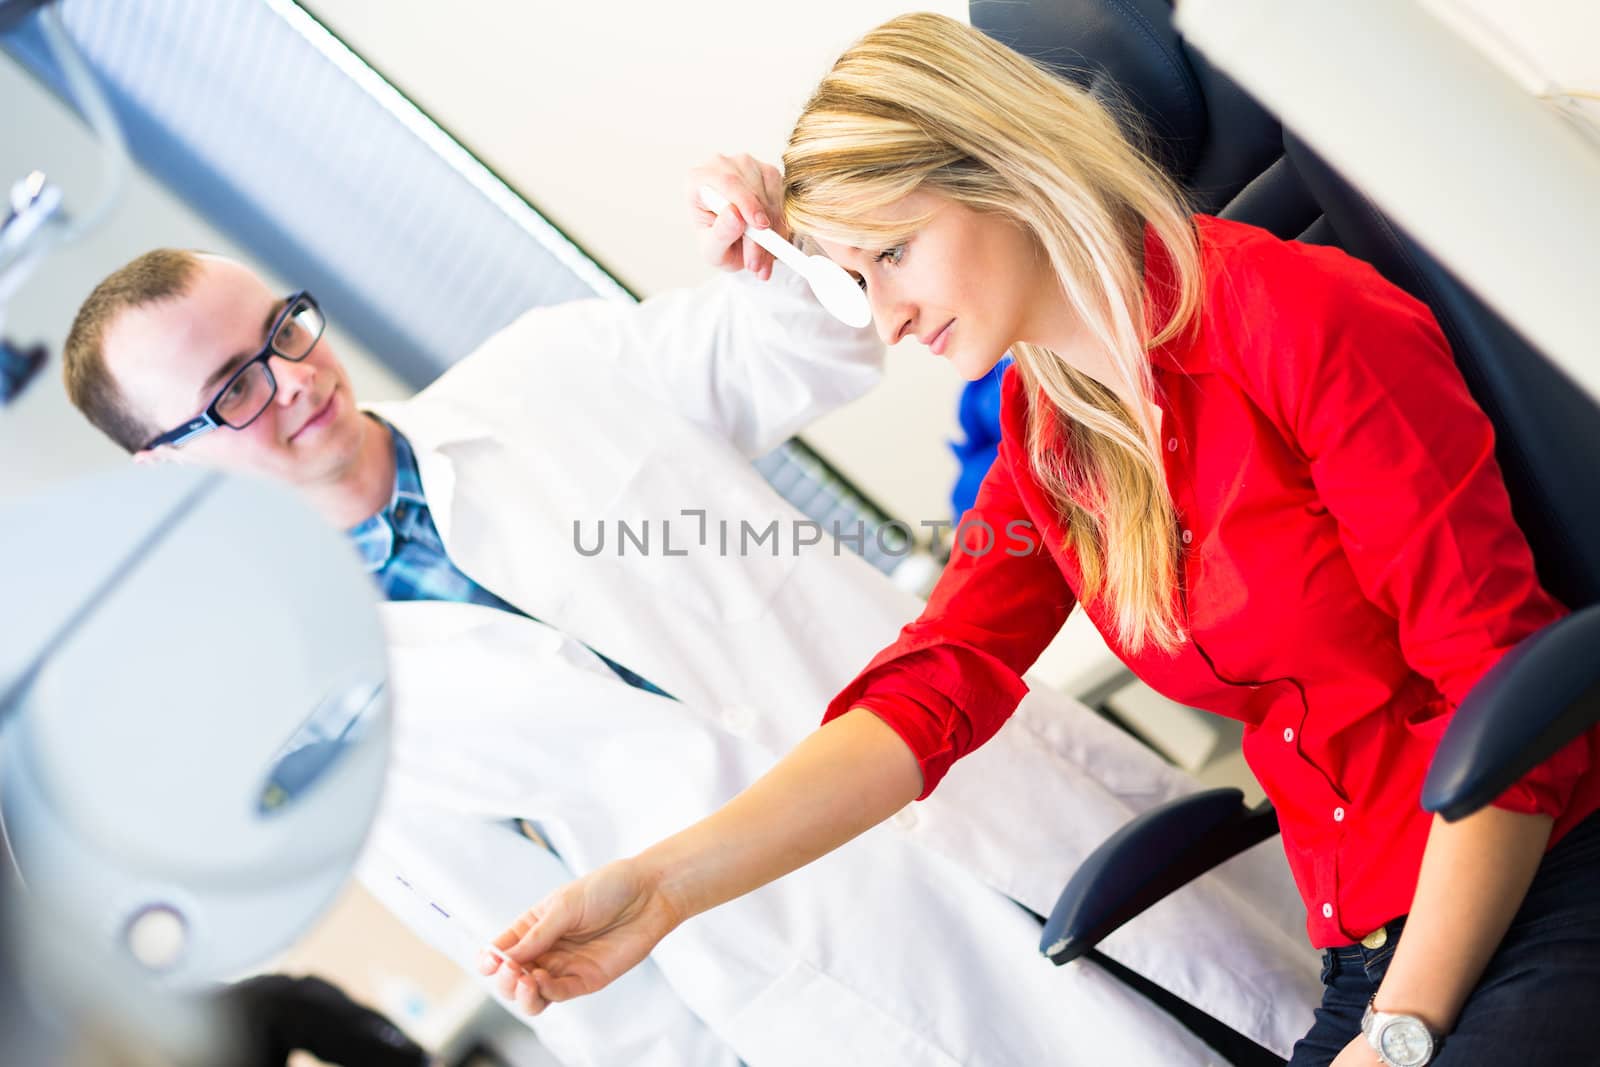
top-left (869, 286), bottom-right (913, 346)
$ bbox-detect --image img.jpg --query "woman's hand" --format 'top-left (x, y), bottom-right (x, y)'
top-left (477, 708), bottom-right (923, 1016)
top-left (477, 858), bottom-right (684, 1016)
top-left (1331, 1033), bottom-right (1378, 1066)
top-left (686, 153), bottom-right (787, 279)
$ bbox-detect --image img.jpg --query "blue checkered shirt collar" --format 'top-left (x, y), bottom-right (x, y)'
top-left (344, 416), bottom-right (673, 698)
top-left (346, 419), bottom-right (429, 573)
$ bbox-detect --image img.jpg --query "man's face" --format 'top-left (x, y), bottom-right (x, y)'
top-left (107, 257), bottom-right (366, 488)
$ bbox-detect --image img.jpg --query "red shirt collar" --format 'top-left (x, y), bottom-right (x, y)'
top-left (1143, 214), bottom-right (1214, 376)
top-left (1002, 214), bottom-right (1213, 424)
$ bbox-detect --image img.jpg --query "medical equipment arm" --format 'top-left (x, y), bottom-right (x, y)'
top-left (0, 1), bottom-right (127, 405)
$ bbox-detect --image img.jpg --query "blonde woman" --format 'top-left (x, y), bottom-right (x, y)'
top-left (482, 15), bottom-right (1600, 1065)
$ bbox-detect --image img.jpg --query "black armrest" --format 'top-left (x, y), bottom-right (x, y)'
top-left (1423, 604), bottom-right (1600, 821)
top-left (1040, 787), bottom-right (1278, 964)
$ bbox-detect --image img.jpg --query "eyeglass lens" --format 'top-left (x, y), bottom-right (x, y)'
top-left (215, 298), bottom-right (325, 429)
top-left (272, 301), bottom-right (324, 361)
top-left (215, 363), bottom-right (277, 427)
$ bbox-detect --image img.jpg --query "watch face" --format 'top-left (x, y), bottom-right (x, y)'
top-left (1378, 1017), bottom-right (1434, 1067)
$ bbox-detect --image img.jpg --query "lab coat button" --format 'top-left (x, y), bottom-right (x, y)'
top-left (1181, 529), bottom-right (1193, 545)
top-left (1283, 728), bottom-right (1295, 743)
top-left (1321, 903), bottom-right (1334, 919)
top-left (1166, 438), bottom-right (1178, 452)
top-left (1334, 806), bottom-right (1346, 822)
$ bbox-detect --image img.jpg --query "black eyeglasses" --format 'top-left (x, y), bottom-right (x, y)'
top-left (143, 291), bottom-right (326, 450)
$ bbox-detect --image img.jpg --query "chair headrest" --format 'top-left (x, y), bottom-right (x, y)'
top-left (970, 0), bottom-right (1206, 178)
top-left (970, 0), bottom-right (1285, 213)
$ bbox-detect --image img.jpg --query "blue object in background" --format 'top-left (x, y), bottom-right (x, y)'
top-left (949, 355), bottom-right (1012, 521)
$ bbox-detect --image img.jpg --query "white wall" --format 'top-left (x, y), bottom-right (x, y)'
top-left (0, 52), bottom-right (411, 504)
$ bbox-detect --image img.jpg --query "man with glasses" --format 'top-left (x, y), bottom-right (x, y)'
top-left (59, 180), bottom-right (1319, 1066)
top-left (139, 290), bottom-right (326, 451)
top-left (68, 253), bottom-right (396, 532)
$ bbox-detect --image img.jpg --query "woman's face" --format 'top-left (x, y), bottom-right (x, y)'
top-left (814, 190), bottom-right (1058, 380)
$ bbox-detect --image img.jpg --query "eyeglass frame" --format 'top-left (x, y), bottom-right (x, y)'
top-left (142, 290), bottom-right (325, 451)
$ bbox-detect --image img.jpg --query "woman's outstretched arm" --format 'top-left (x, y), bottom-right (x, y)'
top-left (478, 706), bottom-right (923, 1015)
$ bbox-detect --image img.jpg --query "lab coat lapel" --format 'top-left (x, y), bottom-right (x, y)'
top-left (375, 398), bottom-right (576, 626)
top-left (365, 399), bottom-right (478, 545)
top-left (372, 392), bottom-right (724, 713)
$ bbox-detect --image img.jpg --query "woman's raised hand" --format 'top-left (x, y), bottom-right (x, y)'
top-left (687, 153), bottom-right (787, 279)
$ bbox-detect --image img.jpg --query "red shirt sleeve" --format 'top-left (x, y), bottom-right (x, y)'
top-left (824, 405), bottom-right (1076, 797)
top-left (1226, 239), bottom-right (1581, 817)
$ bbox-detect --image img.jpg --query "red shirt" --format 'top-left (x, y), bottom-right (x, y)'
top-left (825, 215), bottom-right (1598, 948)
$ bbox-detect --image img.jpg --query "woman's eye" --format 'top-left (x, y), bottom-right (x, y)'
top-left (854, 246), bottom-right (904, 292)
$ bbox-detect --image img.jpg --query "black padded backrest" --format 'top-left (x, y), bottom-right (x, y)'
top-left (1285, 134), bottom-right (1600, 610)
top-left (970, 0), bottom-right (1289, 217)
top-left (1218, 154), bottom-right (1325, 243)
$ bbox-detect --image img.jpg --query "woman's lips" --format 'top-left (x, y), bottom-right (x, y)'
top-left (928, 319), bottom-right (955, 356)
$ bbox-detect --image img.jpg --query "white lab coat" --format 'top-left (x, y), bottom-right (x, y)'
top-left (359, 264), bottom-right (1322, 1066)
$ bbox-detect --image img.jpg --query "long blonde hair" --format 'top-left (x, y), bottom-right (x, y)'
top-left (784, 13), bottom-right (1202, 654)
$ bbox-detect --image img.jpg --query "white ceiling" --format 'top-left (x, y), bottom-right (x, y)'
top-left (305, 0), bottom-right (971, 298)
top-left (303, 1), bottom-right (1598, 302)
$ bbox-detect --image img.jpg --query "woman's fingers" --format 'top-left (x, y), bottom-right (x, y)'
top-left (689, 153), bottom-right (784, 275)
top-left (492, 959), bottom-right (522, 1001)
top-left (476, 945), bottom-right (518, 976)
top-left (506, 898), bottom-right (570, 967)
top-left (479, 860), bottom-right (674, 1017)
top-left (513, 972), bottom-right (551, 1016)
top-left (711, 154), bottom-right (772, 228)
top-left (489, 913), bottom-right (529, 954)
top-left (705, 207), bottom-right (749, 271)
top-left (744, 234), bottom-right (773, 280)
top-left (534, 968), bottom-right (596, 1005)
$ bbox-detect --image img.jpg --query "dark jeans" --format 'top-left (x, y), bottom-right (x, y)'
top-left (1287, 810), bottom-right (1600, 1066)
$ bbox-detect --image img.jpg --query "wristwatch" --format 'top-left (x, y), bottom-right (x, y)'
top-left (1360, 996), bottom-right (1439, 1067)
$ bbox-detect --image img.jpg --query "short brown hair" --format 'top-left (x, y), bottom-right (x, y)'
top-left (63, 248), bottom-right (202, 452)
